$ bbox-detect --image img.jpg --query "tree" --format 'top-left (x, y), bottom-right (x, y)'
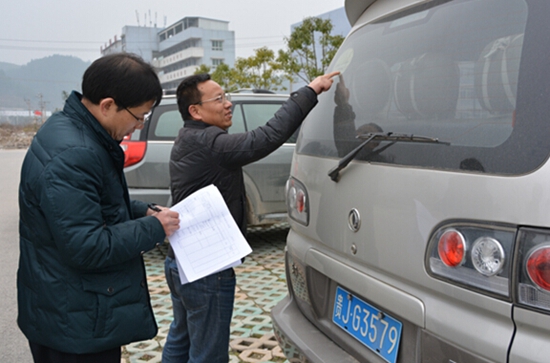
top-left (194, 47), bottom-right (287, 92)
top-left (232, 47), bottom-right (286, 91)
top-left (277, 17), bottom-right (344, 83)
top-left (194, 63), bottom-right (238, 92)
top-left (194, 64), bottom-right (212, 75)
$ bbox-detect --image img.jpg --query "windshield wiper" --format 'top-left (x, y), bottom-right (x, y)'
top-left (328, 132), bottom-right (450, 182)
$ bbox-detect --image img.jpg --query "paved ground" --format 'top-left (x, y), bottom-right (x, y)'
top-left (121, 224), bottom-right (291, 363)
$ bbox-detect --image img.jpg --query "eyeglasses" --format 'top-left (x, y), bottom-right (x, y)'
top-left (196, 93), bottom-right (231, 105)
top-left (124, 107), bottom-right (153, 124)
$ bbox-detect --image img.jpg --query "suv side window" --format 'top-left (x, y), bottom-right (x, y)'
top-left (229, 104), bottom-right (246, 134)
top-left (146, 99), bottom-right (294, 140)
top-left (242, 103), bottom-right (285, 130)
top-left (155, 109), bottom-right (183, 138)
top-left (242, 102), bottom-right (299, 142)
top-left (147, 103), bottom-right (248, 139)
top-left (144, 104), bottom-right (180, 141)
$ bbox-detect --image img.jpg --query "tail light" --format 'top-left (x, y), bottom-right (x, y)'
top-left (517, 228), bottom-right (550, 312)
top-left (428, 224), bottom-right (550, 313)
top-left (286, 177), bottom-right (309, 226)
top-left (437, 229), bottom-right (466, 267)
top-left (471, 237), bottom-right (505, 276)
top-left (120, 134), bottom-right (146, 168)
top-left (427, 223), bottom-right (515, 298)
top-left (526, 246), bottom-right (550, 291)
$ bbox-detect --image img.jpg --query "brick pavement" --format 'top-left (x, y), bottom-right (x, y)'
top-left (121, 224), bottom-right (291, 363)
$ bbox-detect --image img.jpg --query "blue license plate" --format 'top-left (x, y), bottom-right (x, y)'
top-left (333, 286), bottom-right (402, 363)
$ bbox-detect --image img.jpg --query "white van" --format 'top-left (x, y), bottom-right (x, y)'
top-left (271, 0), bottom-right (550, 362)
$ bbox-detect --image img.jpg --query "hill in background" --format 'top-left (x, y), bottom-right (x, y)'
top-left (0, 62), bottom-right (21, 72)
top-left (0, 55), bottom-right (90, 112)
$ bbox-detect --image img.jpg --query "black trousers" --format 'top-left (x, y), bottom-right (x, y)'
top-left (29, 341), bottom-right (121, 363)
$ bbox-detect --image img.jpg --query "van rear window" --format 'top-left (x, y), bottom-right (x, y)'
top-left (297, 0), bottom-right (550, 175)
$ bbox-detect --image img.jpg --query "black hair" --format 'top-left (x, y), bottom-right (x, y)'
top-left (176, 73), bottom-right (211, 120)
top-left (82, 53), bottom-right (163, 109)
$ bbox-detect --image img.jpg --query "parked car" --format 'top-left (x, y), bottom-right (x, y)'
top-left (272, 0), bottom-right (550, 362)
top-left (122, 91), bottom-right (297, 226)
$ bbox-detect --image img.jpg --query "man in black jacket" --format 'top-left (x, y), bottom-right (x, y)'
top-left (164, 72), bottom-right (338, 363)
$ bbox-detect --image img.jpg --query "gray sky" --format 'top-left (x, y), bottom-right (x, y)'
top-left (1, 0), bottom-right (345, 66)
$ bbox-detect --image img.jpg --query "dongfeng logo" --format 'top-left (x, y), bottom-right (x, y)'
top-left (348, 209), bottom-right (361, 232)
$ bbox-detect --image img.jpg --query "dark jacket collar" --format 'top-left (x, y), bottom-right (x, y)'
top-left (64, 91), bottom-right (123, 148)
top-left (183, 119), bottom-right (211, 129)
top-left (63, 91), bottom-right (125, 167)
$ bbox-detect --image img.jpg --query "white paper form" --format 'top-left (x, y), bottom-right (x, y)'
top-left (168, 184), bottom-right (252, 284)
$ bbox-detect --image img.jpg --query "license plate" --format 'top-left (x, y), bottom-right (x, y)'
top-left (333, 286), bottom-right (402, 363)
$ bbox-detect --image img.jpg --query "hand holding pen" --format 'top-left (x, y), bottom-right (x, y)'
top-left (148, 203), bottom-right (180, 236)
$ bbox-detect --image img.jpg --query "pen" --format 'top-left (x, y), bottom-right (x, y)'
top-left (148, 203), bottom-right (162, 212)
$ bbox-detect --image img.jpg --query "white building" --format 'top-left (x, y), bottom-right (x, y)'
top-left (0, 109), bottom-right (52, 125)
top-left (101, 16), bottom-right (235, 90)
top-left (154, 17), bottom-right (235, 90)
top-left (101, 26), bottom-right (160, 63)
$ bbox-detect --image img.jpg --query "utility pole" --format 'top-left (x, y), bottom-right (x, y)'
top-left (24, 98), bottom-right (31, 116)
top-left (24, 98), bottom-right (34, 126)
top-left (37, 93), bottom-right (48, 124)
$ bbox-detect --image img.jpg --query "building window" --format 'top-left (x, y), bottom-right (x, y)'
top-left (184, 17), bottom-right (199, 30)
top-left (212, 58), bottom-right (224, 66)
top-left (212, 40), bottom-right (223, 51)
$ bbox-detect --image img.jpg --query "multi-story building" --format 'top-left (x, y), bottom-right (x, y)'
top-left (154, 17), bottom-right (235, 90)
top-left (101, 16), bottom-right (235, 90)
top-left (101, 26), bottom-right (160, 63)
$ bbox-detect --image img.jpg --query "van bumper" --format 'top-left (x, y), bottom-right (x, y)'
top-left (272, 287), bottom-right (497, 363)
top-left (271, 295), bottom-right (360, 363)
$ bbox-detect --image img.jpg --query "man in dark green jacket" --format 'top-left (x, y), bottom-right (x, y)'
top-left (17, 53), bottom-right (180, 363)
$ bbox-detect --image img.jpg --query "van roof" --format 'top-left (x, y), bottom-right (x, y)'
top-left (345, 0), bottom-right (377, 26)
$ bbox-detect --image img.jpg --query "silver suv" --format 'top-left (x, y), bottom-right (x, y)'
top-left (122, 91), bottom-right (295, 226)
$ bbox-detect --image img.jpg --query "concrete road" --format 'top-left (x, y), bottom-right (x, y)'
top-left (0, 149), bottom-right (32, 362)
